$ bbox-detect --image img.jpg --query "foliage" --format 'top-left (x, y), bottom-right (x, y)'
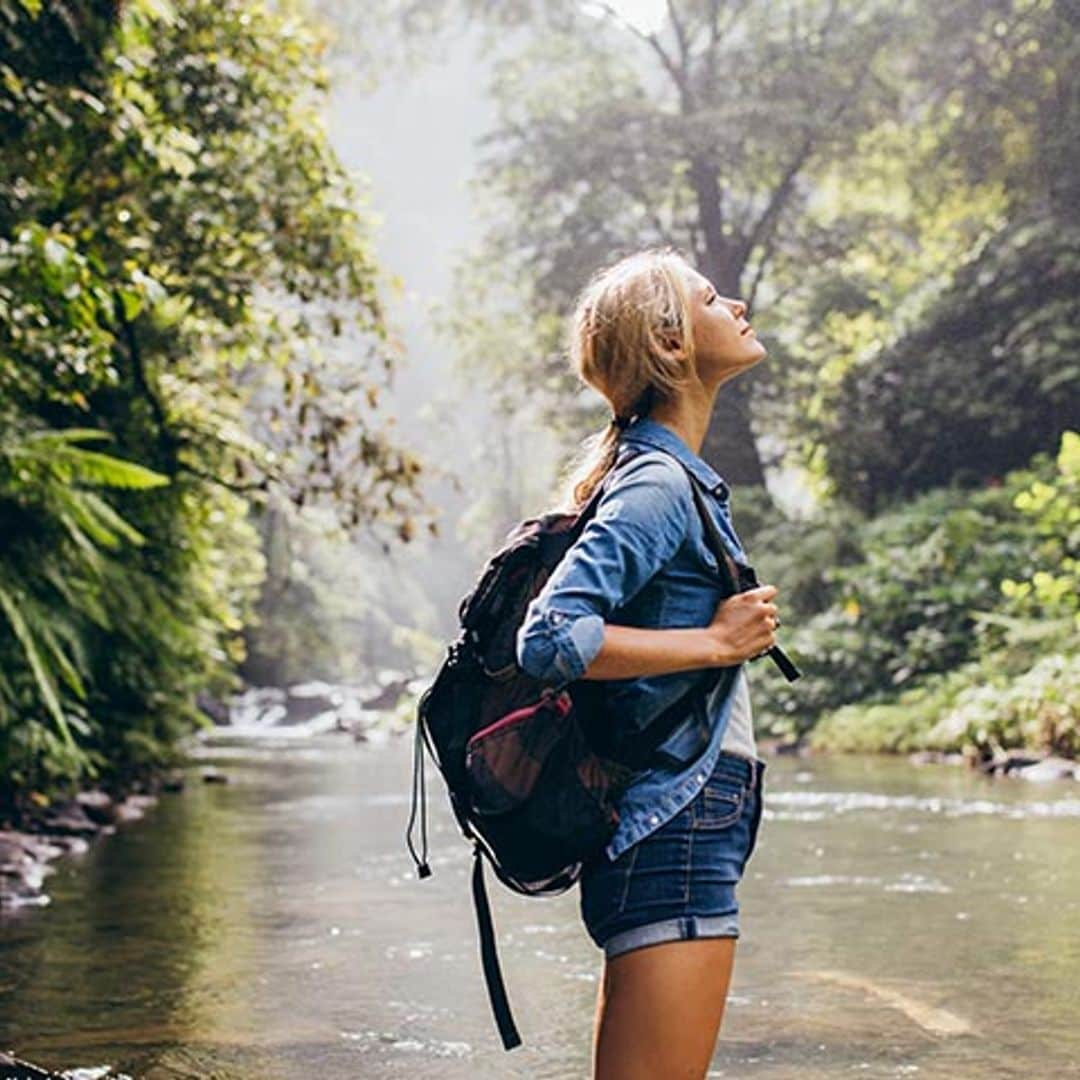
top-left (811, 646), bottom-right (1080, 758)
top-left (0, 419), bottom-right (262, 793)
top-left (810, 214), bottom-right (1080, 513)
top-left (750, 438), bottom-right (1073, 741)
top-left (0, 0), bottom-right (424, 802)
top-left (996, 430), bottom-right (1080, 632)
top-left (926, 651), bottom-right (1080, 759)
top-left (784, 0), bottom-right (1079, 508)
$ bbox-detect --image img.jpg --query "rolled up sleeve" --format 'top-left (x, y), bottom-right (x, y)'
top-left (515, 453), bottom-right (691, 686)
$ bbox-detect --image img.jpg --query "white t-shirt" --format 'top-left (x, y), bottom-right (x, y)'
top-left (717, 665), bottom-right (756, 760)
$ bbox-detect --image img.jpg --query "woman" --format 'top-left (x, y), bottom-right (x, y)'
top-left (515, 247), bottom-right (780, 1079)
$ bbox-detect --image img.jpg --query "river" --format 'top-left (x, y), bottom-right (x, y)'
top-left (2, 730), bottom-right (1079, 1078)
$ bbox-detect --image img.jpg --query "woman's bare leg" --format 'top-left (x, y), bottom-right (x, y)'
top-left (592, 936), bottom-right (737, 1079)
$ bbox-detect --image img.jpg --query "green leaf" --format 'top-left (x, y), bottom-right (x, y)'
top-left (119, 287), bottom-right (143, 322)
top-left (64, 448), bottom-right (170, 490)
top-left (0, 585), bottom-right (77, 752)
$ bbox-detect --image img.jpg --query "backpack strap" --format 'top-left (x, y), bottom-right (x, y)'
top-left (471, 844), bottom-right (522, 1050)
top-left (574, 448), bottom-right (739, 770)
top-left (688, 475), bottom-right (801, 684)
top-left (588, 450), bottom-right (800, 771)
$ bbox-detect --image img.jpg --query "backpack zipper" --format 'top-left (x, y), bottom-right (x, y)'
top-left (466, 688), bottom-right (572, 749)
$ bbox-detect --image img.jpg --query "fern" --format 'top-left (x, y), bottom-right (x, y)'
top-left (6, 428), bottom-right (170, 491)
top-left (0, 426), bottom-right (172, 773)
top-left (0, 583), bottom-right (77, 751)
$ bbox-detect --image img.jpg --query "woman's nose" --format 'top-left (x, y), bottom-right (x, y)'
top-left (726, 298), bottom-right (746, 319)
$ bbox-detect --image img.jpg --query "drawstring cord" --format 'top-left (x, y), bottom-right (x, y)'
top-left (406, 702), bottom-right (431, 879)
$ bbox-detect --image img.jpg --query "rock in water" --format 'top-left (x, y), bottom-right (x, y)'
top-left (35, 800), bottom-right (100, 838)
top-left (161, 770), bottom-right (186, 793)
top-left (75, 791), bottom-right (116, 826)
top-left (1013, 756), bottom-right (1077, 782)
top-left (196, 690), bottom-right (230, 726)
top-left (0, 1049), bottom-right (61, 1077)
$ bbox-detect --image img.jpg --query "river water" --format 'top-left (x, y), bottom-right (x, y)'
top-left (2, 731), bottom-right (1079, 1078)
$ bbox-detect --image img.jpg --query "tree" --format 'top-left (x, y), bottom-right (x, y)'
top-left (442, 0), bottom-right (925, 491)
top-left (0, 0), bottom-right (426, 796)
top-left (789, 0), bottom-right (1080, 510)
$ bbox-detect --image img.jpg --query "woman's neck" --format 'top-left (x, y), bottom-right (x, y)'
top-left (647, 384), bottom-right (718, 456)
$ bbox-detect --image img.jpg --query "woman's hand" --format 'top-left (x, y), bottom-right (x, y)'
top-left (707, 584), bottom-right (780, 665)
top-left (577, 584), bottom-right (782, 682)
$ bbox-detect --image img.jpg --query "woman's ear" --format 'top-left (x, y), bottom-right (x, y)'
top-left (656, 310), bottom-right (688, 357)
top-left (657, 329), bottom-right (687, 357)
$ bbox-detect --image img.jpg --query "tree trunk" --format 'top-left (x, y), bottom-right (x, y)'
top-left (701, 376), bottom-right (769, 491)
top-left (688, 158), bottom-right (771, 495)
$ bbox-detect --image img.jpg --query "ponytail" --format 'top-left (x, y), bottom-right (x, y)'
top-left (554, 386), bottom-right (657, 511)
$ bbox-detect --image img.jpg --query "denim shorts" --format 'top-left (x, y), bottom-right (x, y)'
top-left (578, 750), bottom-right (766, 960)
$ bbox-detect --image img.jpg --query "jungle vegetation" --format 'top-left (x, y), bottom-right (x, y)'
top-left (2, 0), bottom-right (1077, 807)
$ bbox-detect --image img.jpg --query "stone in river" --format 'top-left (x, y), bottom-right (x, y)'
top-left (75, 790), bottom-right (117, 826)
top-left (196, 690), bottom-right (230, 726)
top-left (35, 799), bottom-right (101, 837)
top-left (360, 678), bottom-right (411, 711)
top-left (161, 770), bottom-right (186, 793)
top-left (0, 1049), bottom-right (61, 1077)
top-left (113, 794), bottom-right (158, 823)
top-left (0, 829), bottom-right (66, 909)
top-left (1013, 756), bottom-right (1077, 782)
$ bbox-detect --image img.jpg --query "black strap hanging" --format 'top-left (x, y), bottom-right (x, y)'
top-left (471, 845), bottom-right (523, 1050)
top-left (406, 689), bottom-right (432, 879)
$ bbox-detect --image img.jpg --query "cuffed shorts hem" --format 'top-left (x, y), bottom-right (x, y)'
top-left (579, 751), bottom-right (766, 961)
top-left (602, 913), bottom-right (740, 960)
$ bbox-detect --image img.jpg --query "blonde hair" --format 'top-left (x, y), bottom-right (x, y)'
top-left (553, 246), bottom-right (698, 511)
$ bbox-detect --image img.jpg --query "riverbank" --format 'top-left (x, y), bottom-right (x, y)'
top-left (0, 1049), bottom-right (132, 1079)
top-left (763, 731), bottom-right (1080, 782)
top-left (4, 733), bottom-right (1079, 1078)
top-left (905, 747), bottom-right (1080, 780)
top-left (0, 774), bottom-right (186, 913)
top-left (0, 679), bottom-right (416, 913)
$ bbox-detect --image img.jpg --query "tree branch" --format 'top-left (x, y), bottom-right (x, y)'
top-left (112, 290), bottom-right (178, 470)
top-left (744, 228), bottom-right (778, 312)
top-left (666, 0), bottom-right (690, 70)
top-left (739, 134), bottom-right (816, 271)
top-left (703, 0), bottom-right (753, 107)
top-left (739, 54), bottom-right (878, 275)
top-left (177, 462), bottom-right (271, 495)
top-left (587, 0), bottom-right (692, 107)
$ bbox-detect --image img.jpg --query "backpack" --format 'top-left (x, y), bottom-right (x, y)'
top-left (406, 444), bottom-right (801, 1049)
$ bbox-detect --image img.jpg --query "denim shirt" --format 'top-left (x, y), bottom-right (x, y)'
top-left (515, 415), bottom-right (753, 861)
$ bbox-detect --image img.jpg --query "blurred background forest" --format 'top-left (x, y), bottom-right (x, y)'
top-left (2, 0), bottom-right (1077, 806)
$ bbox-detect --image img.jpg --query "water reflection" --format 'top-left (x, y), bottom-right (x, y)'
top-left (1, 736), bottom-right (1078, 1078)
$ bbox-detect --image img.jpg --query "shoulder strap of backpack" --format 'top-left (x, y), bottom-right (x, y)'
top-left (590, 453), bottom-right (743, 770)
top-left (688, 473), bottom-right (802, 684)
top-left (618, 464), bottom-right (801, 768)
